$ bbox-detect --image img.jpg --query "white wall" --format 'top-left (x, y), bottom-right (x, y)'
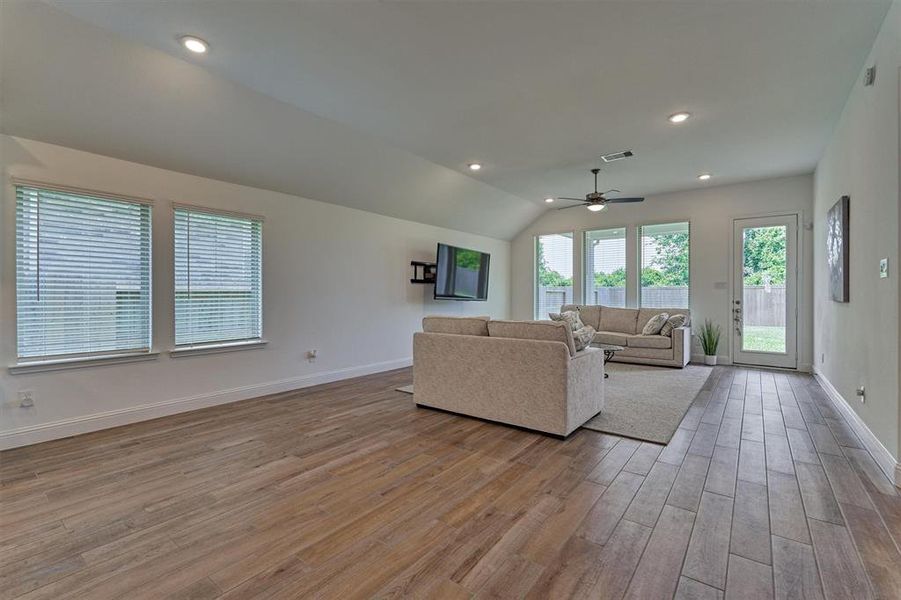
top-left (813, 0), bottom-right (900, 462)
top-left (0, 136), bottom-right (511, 448)
top-left (511, 174), bottom-right (815, 367)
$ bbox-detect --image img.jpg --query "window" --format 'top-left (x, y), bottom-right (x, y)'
top-left (584, 228), bottom-right (626, 307)
top-left (535, 232), bottom-right (573, 319)
top-left (640, 222), bottom-right (689, 308)
top-left (174, 207), bottom-right (262, 346)
top-left (15, 185), bottom-right (152, 360)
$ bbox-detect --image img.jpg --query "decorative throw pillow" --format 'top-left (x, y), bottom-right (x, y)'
top-left (550, 311), bottom-right (596, 351)
top-left (641, 312), bottom-right (670, 336)
top-left (549, 310), bottom-right (585, 332)
top-left (660, 314), bottom-right (689, 337)
top-left (572, 325), bottom-right (595, 351)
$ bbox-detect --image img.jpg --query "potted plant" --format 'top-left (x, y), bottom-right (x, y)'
top-left (697, 319), bottom-right (722, 366)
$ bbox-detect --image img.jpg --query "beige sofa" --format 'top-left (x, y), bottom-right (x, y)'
top-left (561, 304), bottom-right (691, 368)
top-left (413, 316), bottom-right (605, 437)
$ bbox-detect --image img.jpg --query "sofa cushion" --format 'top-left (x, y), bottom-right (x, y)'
top-left (488, 320), bottom-right (576, 356)
top-left (616, 346), bottom-right (674, 360)
top-left (641, 312), bottom-right (670, 335)
top-left (600, 306), bottom-right (640, 334)
top-left (629, 334), bottom-right (673, 349)
top-left (660, 314), bottom-right (689, 337)
top-left (422, 315), bottom-right (489, 336)
top-left (593, 331), bottom-right (630, 347)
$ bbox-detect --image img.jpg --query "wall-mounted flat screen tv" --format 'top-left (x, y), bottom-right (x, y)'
top-left (434, 243), bottom-right (490, 301)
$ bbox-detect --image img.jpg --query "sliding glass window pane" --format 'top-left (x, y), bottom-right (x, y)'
top-left (640, 222), bottom-right (689, 308)
top-left (535, 233), bottom-right (573, 319)
top-left (742, 225), bottom-right (787, 353)
top-left (584, 228), bottom-right (626, 308)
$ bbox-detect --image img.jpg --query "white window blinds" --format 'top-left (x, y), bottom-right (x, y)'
top-left (174, 207), bottom-right (262, 346)
top-left (15, 185), bottom-right (152, 360)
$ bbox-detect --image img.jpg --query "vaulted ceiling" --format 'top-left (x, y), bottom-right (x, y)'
top-left (1, 1), bottom-right (891, 239)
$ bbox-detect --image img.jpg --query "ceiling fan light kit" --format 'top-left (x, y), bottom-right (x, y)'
top-left (556, 167), bottom-right (645, 211)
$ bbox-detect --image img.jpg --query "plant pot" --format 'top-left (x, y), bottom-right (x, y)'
top-left (704, 355), bottom-right (717, 366)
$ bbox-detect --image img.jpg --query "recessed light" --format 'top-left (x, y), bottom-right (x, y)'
top-left (668, 112), bottom-right (691, 124)
top-left (587, 204), bottom-right (605, 212)
top-left (467, 163), bottom-right (482, 171)
top-left (698, 173), bottom-right (712, 181)
top-left (544, 197), bottom-right (555, 203)
top-left (180, 36), bottom-right (209, 54)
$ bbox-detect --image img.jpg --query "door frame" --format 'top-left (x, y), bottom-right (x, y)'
top-left (731, 213), bottom-right (800, 369)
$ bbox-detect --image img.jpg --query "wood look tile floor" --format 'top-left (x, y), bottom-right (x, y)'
top-left (2, 366), bottom-right (900, 599)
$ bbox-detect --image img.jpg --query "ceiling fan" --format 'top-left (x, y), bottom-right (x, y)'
top-left (557, 168), bottom-right (644, 211)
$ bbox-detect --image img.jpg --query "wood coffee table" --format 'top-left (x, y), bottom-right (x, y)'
top-left (591, 343), bottom-right (624, 378)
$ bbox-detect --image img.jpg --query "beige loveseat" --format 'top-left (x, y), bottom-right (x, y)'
top-left (413, 316), bottom-right (605, 437)
top-left (561, 304), bottom-right (691, 368)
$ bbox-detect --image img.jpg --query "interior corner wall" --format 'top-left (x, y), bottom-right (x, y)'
top-left (510, 174), bottom-right (815, 368)
top-left (813, 0), bottom-right (901, 463)
top-left (0, 135), bottom-right (512, 449)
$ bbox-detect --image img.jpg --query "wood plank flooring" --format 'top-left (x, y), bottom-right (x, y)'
top-left (1, 366), bottom-right (900, 599)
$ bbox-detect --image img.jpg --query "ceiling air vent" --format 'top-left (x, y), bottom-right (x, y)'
top-left (601, 150), bottom-right (634, 163)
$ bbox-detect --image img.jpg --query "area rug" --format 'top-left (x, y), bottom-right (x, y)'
top-left (582, 362), bottom-right (713, 444)
top-left (394, 363), bottom-right (712, 444)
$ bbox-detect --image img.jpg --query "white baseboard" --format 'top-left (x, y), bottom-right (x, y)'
top-left (0, 357), bottom-right (412, 451)
top-left (813, 367), bottom-right (899, 488)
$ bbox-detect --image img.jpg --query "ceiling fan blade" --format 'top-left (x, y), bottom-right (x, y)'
top-left (556, 197), bottom-right (587, 202)
top-left (557, 203), bottom-right (588, 210)
top-left (605, 197), bottom-right (645, 203)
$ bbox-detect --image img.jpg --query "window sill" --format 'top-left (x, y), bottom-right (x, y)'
top-left (169, 339), bottom-right (268, 357)
top-left (9, 351), bottom-right (160, 374)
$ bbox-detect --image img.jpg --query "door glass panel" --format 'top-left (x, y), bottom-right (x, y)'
top-left (742, 225), bottom-right (787, 353)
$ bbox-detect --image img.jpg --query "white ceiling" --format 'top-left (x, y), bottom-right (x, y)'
top-left (1, 1), bottom-right (891, 239)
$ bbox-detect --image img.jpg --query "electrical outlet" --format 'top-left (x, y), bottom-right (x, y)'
top-left (856, 386), bottom-right (866, 403)
top-left (17, 390), bottom-right (35, 408)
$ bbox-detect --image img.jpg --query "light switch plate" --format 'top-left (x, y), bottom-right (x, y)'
top-left (880, 258), bottom-right (889, 278)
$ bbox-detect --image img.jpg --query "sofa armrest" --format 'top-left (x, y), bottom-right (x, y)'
top-left (672, 326), bottom-right (691, 367)
top-left (565, 348), bottom-right (606, 433)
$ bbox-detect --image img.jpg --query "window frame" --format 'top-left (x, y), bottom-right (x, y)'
top-left (12, 179), bottom-right (154, 366)
top-left (171, 203), bottom-right (264, 351)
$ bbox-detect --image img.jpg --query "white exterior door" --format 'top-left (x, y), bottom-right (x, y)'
top-left (732, 215), bottom-right (798, 369)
